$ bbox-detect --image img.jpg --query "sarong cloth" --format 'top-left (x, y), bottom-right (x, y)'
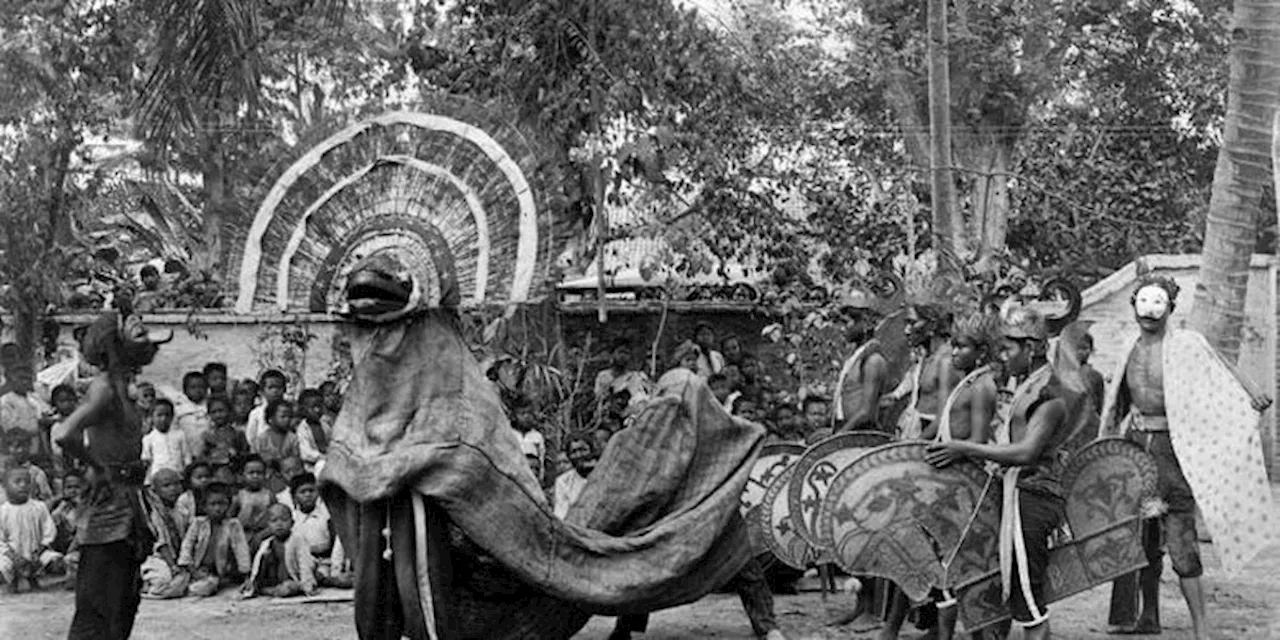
top-left (1100, 329), bottom-right (1275, 576)
top-left (320, 312), bottom-right (763, 639)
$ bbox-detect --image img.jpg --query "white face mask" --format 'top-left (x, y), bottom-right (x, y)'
top-left (1134, 285), bottom-right (1171, 320)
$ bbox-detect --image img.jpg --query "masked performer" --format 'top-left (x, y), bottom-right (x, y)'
top-left (1099, 275), bottom-right (1272, 639)
top-left (926, 307), bottom-right (1085, 640)
top-left (54, 311), bottom-right (171, 639)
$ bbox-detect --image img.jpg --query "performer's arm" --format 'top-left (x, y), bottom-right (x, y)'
top-left (925, 398), bottom-right (1065, 467)
top-left (1206, 340), bottom-right (1273, 412)
top-left (51, 376), bottom-right (109, 470)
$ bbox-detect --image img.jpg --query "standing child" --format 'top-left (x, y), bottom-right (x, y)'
top-left (319, 380), bottom-right (342, 424)
top-left (49, 470), bottom-right (84, 589)
top-left (141, 399), bottom-right (191, 485)
top-left (295, 390), bottom-right (330, 474)
top-left (202, 396), bottom-right (250, 466)
top-left (0, 467), bottom-right (62, 592)
top-left (246, 370), bottom-right (287, 449)
top-left (232, 455), bottom-right (275, 545)
top-left (172, 371), bottom-right (211, 457)
top-left (254, 400), bottom-right (300, 473)
top-left (240, 503), bottom-right (315, 598)
top-left (177, 482), bottom-right (251, 597)
top-left (174, 461), bottom-right (213, 531)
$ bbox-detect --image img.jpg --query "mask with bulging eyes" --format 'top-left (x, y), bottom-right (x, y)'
top-left (1134, 285), bottom-right (1171, 320)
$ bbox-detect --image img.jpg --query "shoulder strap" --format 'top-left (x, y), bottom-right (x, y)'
top-left (934, 365), bottom-right (992, 443)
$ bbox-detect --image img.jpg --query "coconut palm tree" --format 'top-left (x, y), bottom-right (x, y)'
top-left (1188, 0), bottom-right (1280, 361)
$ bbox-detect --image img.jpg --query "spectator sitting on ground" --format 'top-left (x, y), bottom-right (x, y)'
top-left (246, 370), bottom-right (287, 448)
top-left (175, 460), bottom-right (213, 528)
top-left (211, 461), bottom-right (237, 489)
top-left (691, 322), bottom-right (725, 378)
top-left (295, 389), bottom-right (330, 474)
top-left (240, 503), bottom-right (316, 599)
top-left (232, 455), bottom-right (276, 545)
top-left (254, 399), bottom-right (300, 473)
top-left (45, 384), bottom-right (79, 461)
top-left (135, 381), bottom-right (156, 433)
top-left (133, 265), bottom-right (169, 312)
top-left (177, 482), bottom-right (251, 598)
top-left (274, 457), bottom-right (305, 509)
top-left (0, 467), bottom-right (62, 592)
top-left (203, 396), bottom-right (250, 467)
top-left (203, 362), bottom-right (229, 400)
top-left (288, 472), bottom-right (349, 588)
top-left (140, 468), bottom-right (189, 600)
top-left (172, 371), bottom-right (211, 457)
top-left (141, 399), bottom-right (190, 485)
top-left (508, 395), bottom-right (545, 471)
top-left (763, 404), bottom-right (802, 445)
top-left (49, 470), bottom-right (84, 589)
top-left (734, 397), bottom-right (762, 423)
top-left (2, 430), bottom-right (53, 504)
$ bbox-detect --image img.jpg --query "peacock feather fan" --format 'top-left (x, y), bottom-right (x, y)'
top-left (230, 95), bottom-right (567, 316)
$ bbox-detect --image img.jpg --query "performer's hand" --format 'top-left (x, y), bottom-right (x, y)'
top-left (1251, 394), bottom-right (1273, 413)
top-left (924, 441), bottom-right (966, 468)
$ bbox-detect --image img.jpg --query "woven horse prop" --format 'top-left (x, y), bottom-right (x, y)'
top-left (233, 103), bottom-right (766, 639)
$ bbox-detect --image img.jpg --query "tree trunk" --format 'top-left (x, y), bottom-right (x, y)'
top-left (926, 0), bottom-right (961, 275)
top-left (955, 126), bottom-right (1013, 269)
top-left (1189, 0), bottom-right (1280, 362)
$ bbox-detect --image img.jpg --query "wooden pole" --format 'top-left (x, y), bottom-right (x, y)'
top-left (590, 0), bottom-right (608, 324)
top-left (927, 0), bottom-right (960, 275)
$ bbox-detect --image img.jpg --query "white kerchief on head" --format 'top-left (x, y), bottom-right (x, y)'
top-left (1134, 285), bottom-right (1170, 319)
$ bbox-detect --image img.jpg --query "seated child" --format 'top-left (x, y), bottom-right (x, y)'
top-left (232, 455), bottom-right (275, 545)
top-left (141, 399), bottom-right (191, 485)
top-left (274, 457), bottom-right (305, 509)
top-left (289, 473), bottom-right (350, 588)
top-left (211, 461), bottom-right (237, 488)
top-left (240, 503), bottom-right (316, 599)
top-left (202, 396), bottom-right (250, 466)
top-left (49, 470), bottom-right (84, 587)
top-left (0, 467), bottom-right (62, 592)
top-left (174, 460), bottom-right (213, 533)
top-left (177, 482), bottom-right (250, 597)
top-left (141, 468), bottom-right (190, 599)
top-left (3, 430), bottom-right (53, 503)
top-left (254, 399), bottom-right (300, 472)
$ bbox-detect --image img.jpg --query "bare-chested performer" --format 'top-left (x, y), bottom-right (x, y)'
top-left (1100, 276), bottom-right (1272, 639)
top-left (833, 294), bottom-right (891, 432)
top-left (881, 312), bottom-right (999, 640)
top-left (926, 307), bottom-right (1082, 640)
top-left (54, 311), bottom-right (171, 639)
top-left (883, 303), bottom-right (956, 440)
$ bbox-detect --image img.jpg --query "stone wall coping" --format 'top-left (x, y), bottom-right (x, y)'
top-left (1081, 253), bottom-right (1275, 308)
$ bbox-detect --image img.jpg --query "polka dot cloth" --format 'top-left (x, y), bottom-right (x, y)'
top-left (1160, 330), bottom-right (1275, 577)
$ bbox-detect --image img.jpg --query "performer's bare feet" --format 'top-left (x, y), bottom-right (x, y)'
top-left (760, 630), bottom-right (789, 640)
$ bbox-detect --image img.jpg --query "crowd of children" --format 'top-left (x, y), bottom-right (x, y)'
top-left (0, 355), bottom-right (351, 601)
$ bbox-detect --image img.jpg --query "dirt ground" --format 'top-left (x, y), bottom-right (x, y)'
top-left (6, 490), bottom-right (1278, 640)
